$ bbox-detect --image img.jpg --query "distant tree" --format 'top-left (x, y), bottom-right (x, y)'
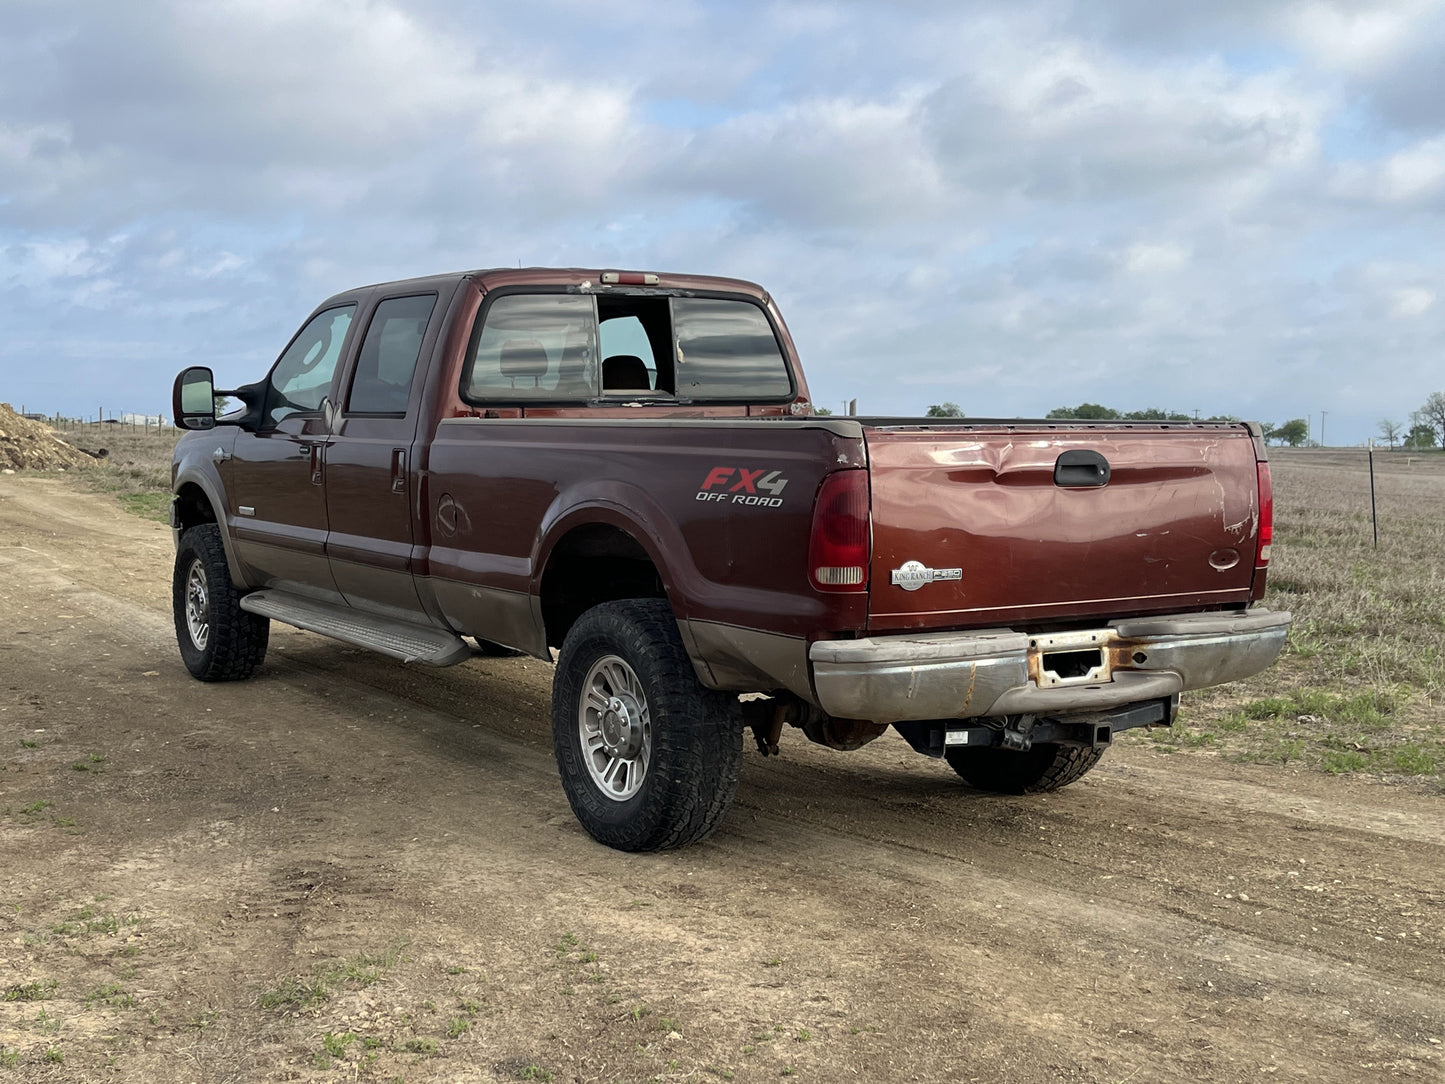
top-left (1420, 391), bottom-right (1445, 444)
top-left (1122, 407), bottom-right (1192, 421)
top-left (1274, 418), bottom-right (1309, 447)
top-left (813, 406), bottom-right (833, 415)
top-left (1405, 423), bottom-right (1437, 449)
top-left (1047, 402), bottom-right (1120, 420)
top-left (926, 402), bottom-right (964, 417)
top-left (1258, 422), bottom-right (1277, 442)
top-left (1377, 419), bottom-right (1403, 448)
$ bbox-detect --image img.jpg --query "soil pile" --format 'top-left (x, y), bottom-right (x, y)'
top-left (0, 403), bottom-right (95, 471)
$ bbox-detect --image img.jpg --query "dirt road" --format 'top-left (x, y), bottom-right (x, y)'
top-left (1, 475), bottom-right (1442, 1083)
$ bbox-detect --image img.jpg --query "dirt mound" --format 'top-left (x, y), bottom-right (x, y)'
top-left (0, 403), bottom-right (96, 472)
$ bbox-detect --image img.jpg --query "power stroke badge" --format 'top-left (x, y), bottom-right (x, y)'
top-left (890, 560), bottom-right (963, 591)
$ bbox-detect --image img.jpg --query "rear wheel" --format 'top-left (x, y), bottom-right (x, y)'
top-left (945, 742), bottom-right (1105, 794)
top-left (173, 524), bottom-right (269, 681)
top-left (552, 599), bottom-right (742, 851)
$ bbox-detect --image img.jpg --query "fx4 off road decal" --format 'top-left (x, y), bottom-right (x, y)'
top-left (695, 466), bottom-right (789, 508)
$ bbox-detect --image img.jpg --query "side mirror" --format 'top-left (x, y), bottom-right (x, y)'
top-left (173, 367), bottom-right (217, 431)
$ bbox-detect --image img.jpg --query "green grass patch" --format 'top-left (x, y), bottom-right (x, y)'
top-left (116, 491), bottom-right (173, 521)
top-left (258, 944), bottom-right (407, 1015)
top-left (4, 981), bottom-right (56, 1002)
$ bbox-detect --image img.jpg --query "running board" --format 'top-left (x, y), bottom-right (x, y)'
top-left (239, 590), bottom-right (471, 666)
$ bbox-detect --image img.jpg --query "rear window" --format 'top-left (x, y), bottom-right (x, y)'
top-left (673, 298), bottom-right (791, 400)
top-left (460, 291), bottom-right (791, 404)
top-left (462, 294), bottom-right (597, 400)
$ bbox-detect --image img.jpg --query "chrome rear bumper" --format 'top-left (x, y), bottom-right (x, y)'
top-left (809, 609), bottom-right (1291, 723)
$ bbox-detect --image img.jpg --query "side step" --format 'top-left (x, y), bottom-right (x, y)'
top-left (239, 590), bottom-right (471, 667)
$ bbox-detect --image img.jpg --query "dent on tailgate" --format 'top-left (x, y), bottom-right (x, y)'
top-left (865, 426), bottom-right (1262, 631)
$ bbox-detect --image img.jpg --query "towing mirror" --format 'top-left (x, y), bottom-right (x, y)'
top-left (173, 367), bottom-right (217, 431)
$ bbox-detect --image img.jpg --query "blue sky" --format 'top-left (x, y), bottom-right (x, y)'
top-left (3, 0), bottom-right (1444, 444)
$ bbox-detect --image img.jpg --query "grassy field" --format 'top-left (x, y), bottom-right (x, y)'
top-left (1160, 447), bottom-right (1445, 789)
top-left (39, 425), bottom-right (1445, 789)
top-left (57, 422), bottom-right (178, 521)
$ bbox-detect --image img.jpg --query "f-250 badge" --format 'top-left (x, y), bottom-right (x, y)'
top-left (891, 560), bottom-right (963, 591)
top-left (695, 466), bottom-right (789, 508)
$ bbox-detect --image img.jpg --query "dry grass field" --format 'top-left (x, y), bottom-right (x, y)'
top-left (54, 422), bottom-right (176, 522)
top-left (1162, 448), bottom-right (1445, 788)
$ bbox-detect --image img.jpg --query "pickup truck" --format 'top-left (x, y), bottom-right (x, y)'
top-left (169, 266), bottom-right (1290, 851)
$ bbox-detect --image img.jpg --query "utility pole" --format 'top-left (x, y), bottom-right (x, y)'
top-left (1320, 410), bottom-right (1328, 447)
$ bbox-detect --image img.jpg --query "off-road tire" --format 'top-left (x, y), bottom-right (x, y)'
top-left (173, 523), bottom-right (269, 682)
top-left (552, 599), bottom-right (743, 852)
top-left (945, 742), bottom-right (1105, 794)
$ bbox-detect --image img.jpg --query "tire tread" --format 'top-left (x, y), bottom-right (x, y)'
top-left (173, 524), bottom-right (268, 682)
top-left (552, 599), bottom-right (742, 851)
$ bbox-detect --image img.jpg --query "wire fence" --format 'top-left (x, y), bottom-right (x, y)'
top-left (17, 409), bottom-right (172, 434)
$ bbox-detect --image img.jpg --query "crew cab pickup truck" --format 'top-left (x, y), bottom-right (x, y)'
top-left (170, 267), bottom-right (1290, 851)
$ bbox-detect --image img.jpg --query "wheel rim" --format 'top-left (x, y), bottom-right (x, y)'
top-left (578, 653), bottom-right (651, 801)
top-left (184, 558), bottom-right (210, 651)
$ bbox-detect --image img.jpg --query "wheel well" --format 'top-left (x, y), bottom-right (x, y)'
top-left (541, 525), bottom-right (667, 649)
top-left (173, 482), bottom-right (218, 532)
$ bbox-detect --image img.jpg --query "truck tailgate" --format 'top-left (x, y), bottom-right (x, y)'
top-left (864, 424), bottom-right (1263, 630)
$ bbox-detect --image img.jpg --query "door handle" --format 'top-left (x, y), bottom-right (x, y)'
top-left (1054, 449), bottom-right (1111, 488)
top-left (309, 443), bottom-right (324, 486)
top-left (391, 449), bottom-right (407, 493)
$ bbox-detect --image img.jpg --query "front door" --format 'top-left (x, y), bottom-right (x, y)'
top-left (228, 303), bottom-right (357, 600)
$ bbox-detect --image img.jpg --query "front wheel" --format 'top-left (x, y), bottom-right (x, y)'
top-left (173, 523), bottom-right (269, 681)
top-left (552, 600), bottom-right (742, 852)
top-left (945, 742), bottom-right (1105, 794)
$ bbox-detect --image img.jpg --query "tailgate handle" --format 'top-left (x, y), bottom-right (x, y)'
top-left (1054, 449), bottom-right (1111, 488)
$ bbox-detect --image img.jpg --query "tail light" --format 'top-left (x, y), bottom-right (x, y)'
top-left (1256, 462), bottom-right (1273, 569)
top-left (809, 470), bottom-right (870, 592)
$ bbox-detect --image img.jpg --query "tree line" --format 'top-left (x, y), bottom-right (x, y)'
top-left (920, 394), bottom-right (1445, 449)
top-left (1377, 391), bottom-right (1445, 449)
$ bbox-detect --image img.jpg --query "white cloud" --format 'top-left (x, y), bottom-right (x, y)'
top-left (1123, 243), bottom-right (1191, 274)
top-left (1286, 0), bottom-right (1445, 72)
top-left (0, 0), bottom-right (1442, 439)
top-left (1390, 287), bottom-right (1435, 317)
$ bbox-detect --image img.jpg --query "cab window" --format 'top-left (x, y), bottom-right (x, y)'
top-left (462, 294), bottom-right (597, 401)
top-left (265, 305), bottom-right (355, 426)
top-left (348, 294), bottom-right (436, 414)
top-left (672, 298), bottom-right (790, 400)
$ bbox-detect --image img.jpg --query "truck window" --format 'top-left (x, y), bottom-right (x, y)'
top-left (598, 316), bottom-right (655, 392)
top-left (347, 294), bottom-right (436, 414)
top-left (672, 298), bottom-right (790, 400)
top-left (598, 295), bottom-right (673, 394)
top-left (264, 305), bottom-right (356, 426)
top-left (462, 294), bottom-right (598, 401)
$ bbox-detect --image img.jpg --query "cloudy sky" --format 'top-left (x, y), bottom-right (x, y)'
top-left (3, 0), bottom-right (1444, 443)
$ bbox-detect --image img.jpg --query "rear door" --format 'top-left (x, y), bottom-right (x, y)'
top-left (323, 292), bottom-right (440, 619)
top-left (864, 425), bottom-right (1263, 630)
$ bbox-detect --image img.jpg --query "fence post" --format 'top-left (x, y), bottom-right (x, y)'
top-left (1368, 441), bottom-right (1378, 549)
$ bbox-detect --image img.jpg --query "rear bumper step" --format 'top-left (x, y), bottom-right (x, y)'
top-left (239, 590), bottom-right (471, 666)
top-left (809, 608), bottom-right (1291, 724)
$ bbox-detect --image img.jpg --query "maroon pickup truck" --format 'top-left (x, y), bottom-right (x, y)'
top-left (170, 267), bottom-right (1289, 851)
